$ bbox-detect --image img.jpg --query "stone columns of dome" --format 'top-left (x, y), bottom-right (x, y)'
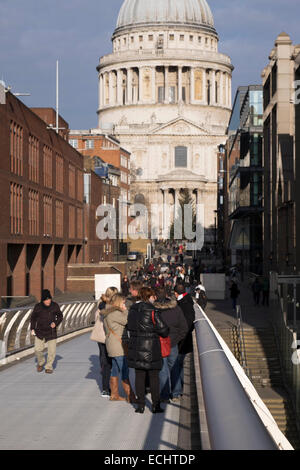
top-left (164, 66), bottom-right (169, 104)
top-left (202, 69), bottom-right (207, 105)
top-left (219, 71), bottom-right (224, 107)
top-left (109, 71), bottom-right (114, 106)
top-left (117, 69), bottom-right (123, 105)
top-left (190, 67), bottom-right (195, 104)
top-left (151, 67), bottom-right (156, 103)
top-left (127, 68), bottom-right (133, 104)
top-left (138, 67), bottom-right (143, 103)
top-left (99, 74), bottom-right (103, 109)
top-left (104, 72), bottom-right (109, 106)
top-left (178, 66), bottom-right (183, 102)
top-left (225, 73), bottom-right (229, 108)
top-left (211, 69), bottom-right (216, 106)
top-left (228, 74), bottom-right (232, 108)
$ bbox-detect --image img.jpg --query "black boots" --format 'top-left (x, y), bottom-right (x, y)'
top-left (134, 403), bottom-right (164, 413)
top-left (152, 403), bottom-right (164, 413)
top-left (135, 405), bottom-right (145, 414)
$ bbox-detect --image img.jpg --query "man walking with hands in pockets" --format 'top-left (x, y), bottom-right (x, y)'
top-left (30, 289), bottom-right (63, 374)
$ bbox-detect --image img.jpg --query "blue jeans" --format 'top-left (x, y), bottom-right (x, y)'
top-left (178, 353), bottom-right (185, 386)
top-left (159, 345), bottom-right (182, 399)
top-left (111, 356), bottom-right (129, 380)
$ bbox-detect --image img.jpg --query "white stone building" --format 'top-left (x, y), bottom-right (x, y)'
top-left (97, 0), bottom-right (233, 242)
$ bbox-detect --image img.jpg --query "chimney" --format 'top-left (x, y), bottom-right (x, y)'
top-left (0, 81), bottom-right (6, 105)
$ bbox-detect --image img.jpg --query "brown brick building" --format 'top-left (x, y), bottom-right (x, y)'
top-left (84, 169), bottom-right (120, 263)
top-left (69, 130), bottom-right (131, 249)
top-left (0, 87), bottom-right (85, 300)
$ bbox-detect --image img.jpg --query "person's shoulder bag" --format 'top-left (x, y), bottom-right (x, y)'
top-left (151, 310), bottom-right (171, 358)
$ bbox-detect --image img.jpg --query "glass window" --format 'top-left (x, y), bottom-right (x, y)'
top-left (175, 146), bottom-right (187, 168)
top-left (85, 140), bottom-right (94, 150)
top-left (169, 86), bottom-right (176, 103)
top-left (158, 86), bottom-right (165, 103)
top-left (69, 139), bottom-right (78, 149)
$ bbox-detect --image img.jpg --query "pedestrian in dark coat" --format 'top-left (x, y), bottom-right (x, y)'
top-left (121, 275), bottom-right (130, 296)
top-left (30, 289), bottom-right (63, 373)
top-left (127, 287), bottom-right (169, 414)
top-left (252, 278), bottom-right (262, 306)
top-left (174, 283), bottom-right (196, 386)
top-left (262, 277), bottom-right (270, 307)
top-left (229, 281), bottom-right (240, 310)
top-left (154, 287), bottom-right (188, 402)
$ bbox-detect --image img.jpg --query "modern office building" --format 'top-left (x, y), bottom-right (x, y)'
top-left (262, 33), bottom-right (300, 275)
top-left (225, 85), bottom-right (264, 275)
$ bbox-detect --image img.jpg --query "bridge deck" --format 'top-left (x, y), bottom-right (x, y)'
top-left (0, 333), bottom-right (181, 450)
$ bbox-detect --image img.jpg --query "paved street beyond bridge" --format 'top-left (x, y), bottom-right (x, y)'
top-left (0, 333), bottom-right (182, 450)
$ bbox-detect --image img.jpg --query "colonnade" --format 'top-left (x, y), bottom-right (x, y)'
top-left (99, 65), bottom-right (232, 109)
top-left (160, 187), bottom-right (203, 238)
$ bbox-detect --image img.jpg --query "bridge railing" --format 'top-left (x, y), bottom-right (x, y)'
top-left (193, 302), bottom-right (293, 450)
top-left (0, 301), bottom-right (97, 362)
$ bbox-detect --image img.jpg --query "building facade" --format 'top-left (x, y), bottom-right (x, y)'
top-left (225, 85), bottom-right (264, 276)
top-left (0, 86), bottom-right (84, 301)
top-left (83, 169), bottom-right (120, 263)
top-left (96, 0), bottom-right (233, 243)
top-left (68, 130), bottom-right (131, 251)
top-left (262, 33), bottom-right (300, 275)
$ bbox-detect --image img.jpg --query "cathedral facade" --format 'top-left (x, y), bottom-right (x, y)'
top-left (97, 0), bottom-right (233, 242)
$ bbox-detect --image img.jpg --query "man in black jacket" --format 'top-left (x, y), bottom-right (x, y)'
top-left (174, 283), bottom-right (195, 386)
top-left (30, 289), bottom-right (63, 374)
top-left (154, 287), bottom-right (188, 403)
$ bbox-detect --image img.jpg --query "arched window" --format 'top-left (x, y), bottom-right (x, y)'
top-left (175, 146), bottom-right (187, 168)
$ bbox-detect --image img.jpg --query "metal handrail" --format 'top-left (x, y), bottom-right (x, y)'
top-left (193, 301), bottom-right (293, 450)
top-left (236, 304), bottom-right (250, 377)
top-left (0, 300), bottom-right (97, 362)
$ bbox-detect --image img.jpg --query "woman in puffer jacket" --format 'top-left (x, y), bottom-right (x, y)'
top-left (103, 293), bottom-right (136, 404)
top-left (127, 287), bottom-right (169, 414)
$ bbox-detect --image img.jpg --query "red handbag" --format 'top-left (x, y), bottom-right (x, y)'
top-left (151, 311), bottom-right (171, 358)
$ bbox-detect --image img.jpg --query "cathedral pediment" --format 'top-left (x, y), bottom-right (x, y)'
top-left (150, 117), bottom-right (209, 136)
top-left (157, 169), bottom-right (208, 183)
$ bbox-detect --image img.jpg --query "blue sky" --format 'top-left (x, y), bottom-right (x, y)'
top-left (0, 0), bottom-right (299, 129)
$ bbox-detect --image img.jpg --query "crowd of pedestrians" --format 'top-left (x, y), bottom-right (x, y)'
top-left (89, 256), bottom-right (206, 414)
top-left (29, 244), bottom-right (271, 417)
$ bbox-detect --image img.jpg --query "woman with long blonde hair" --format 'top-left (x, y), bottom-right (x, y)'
top-left (103, 293), bottom-right (136, 403)
top-left (91, 287), bottom-right (118, 398)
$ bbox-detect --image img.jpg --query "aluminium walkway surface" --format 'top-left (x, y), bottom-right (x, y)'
top-left (0, 333), bottom-right (181, 450)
